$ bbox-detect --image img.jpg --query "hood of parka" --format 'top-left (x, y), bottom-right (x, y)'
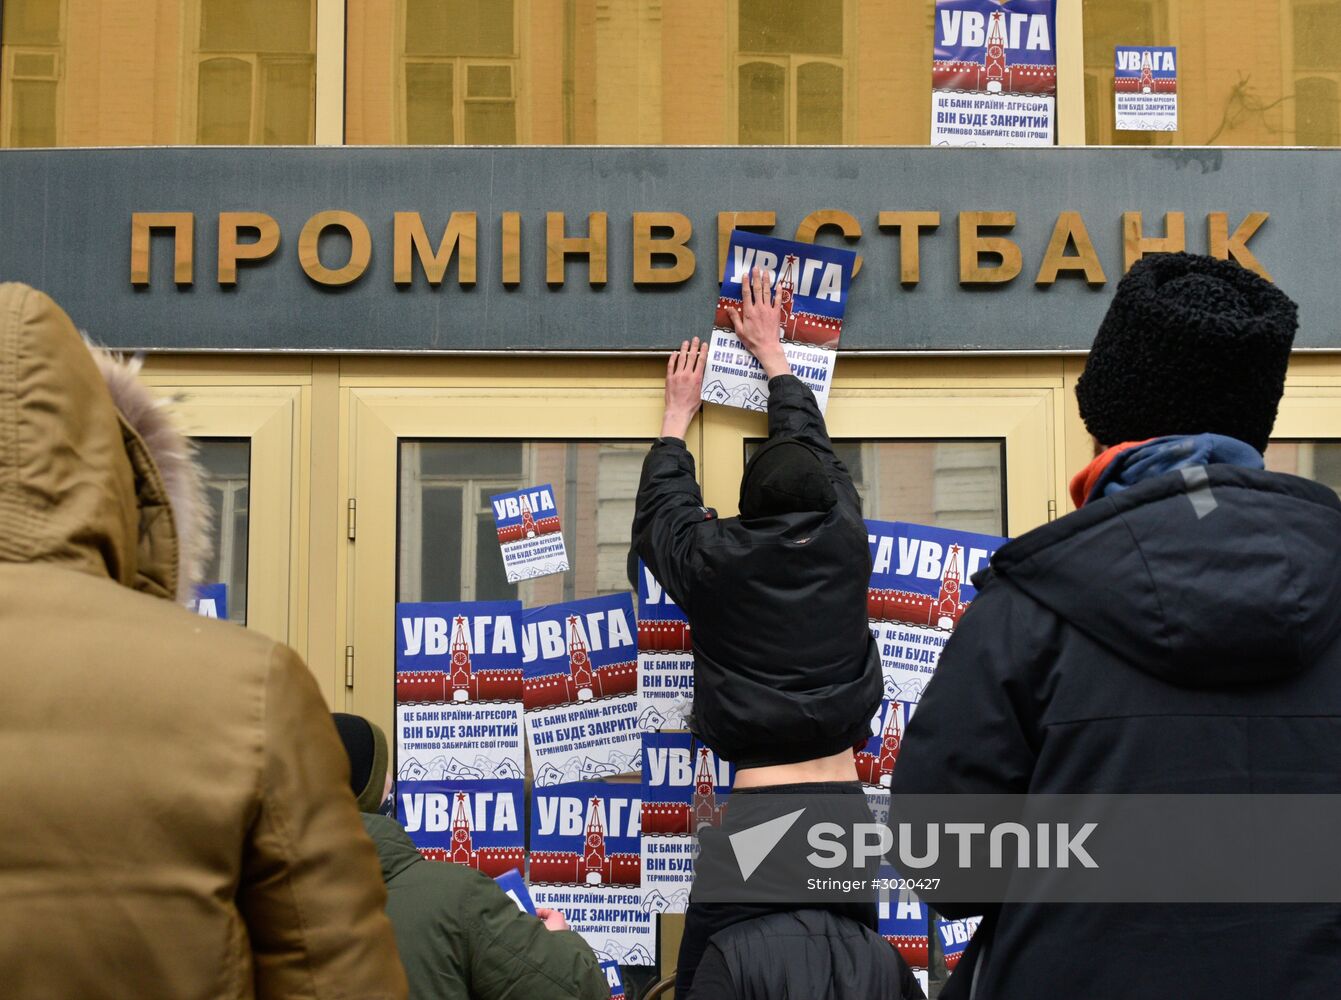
top-left (989, 465), bottom-right (1341, 687)
top-left (0, 283), bottom-right (200, 601)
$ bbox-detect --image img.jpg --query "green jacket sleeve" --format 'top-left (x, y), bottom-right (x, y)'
top-left (464, 879), bottom-right (609, 1000)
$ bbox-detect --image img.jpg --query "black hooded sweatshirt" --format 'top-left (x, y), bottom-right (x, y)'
top-left (891, 465), bottom-right (1341, 999)
top-left (629, 374), bottom-right (882, 768)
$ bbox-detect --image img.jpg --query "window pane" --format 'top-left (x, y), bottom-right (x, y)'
top-left (10, 79), bottom-right (57, 147)
top-left (397, 440), bottom-right (651, 606)
top-left (464, 100), bottom-right (516, 143)
top-left (796, 61), bottom-right (843, 143)
top-left (1296, 76), bottom-right (1340, 145)
top-left (1295, 2), bottom-right (1341, 71)
top-left (746, 439), bottom-right (1006, 534)
top-left (739, 0), bottom-right (843, 55)
top-left (467, 64), bottom-right (513, 97)
top-left (406, 63), bottom-right (454, 143)
top-left (261, 59), bottom-right (313, 144)
top-left (201, 0), bottom-right (311, 54)
top-left (2, 0), bottom-right (60, 46)
top-left (197, 57), bottom-right (253, 144)
top-left (406, 0), bottom-right (515, 57)
top-left (739, 61), bottom-right (787, 143)
top-left (419, 486), bottom-right (464, 602)
top-left (195, 439), bottom-right (251, 625)
top-left (1265, 441), bottom-right (1341, 499)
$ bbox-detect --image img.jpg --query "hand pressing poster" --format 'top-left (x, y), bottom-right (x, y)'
top-left (491, 483), bottom-right (570, 583)
top-left (395, 778), bottom-right (525, 877)
top-left (865, 520), bottom-right (1007, 707)
top-left (523, 594), bottom-right (641, 786)
top-left (635, 560), bottom-right (694, 733)
top-left (639, 732), bottom-right (734, 915)
top-left (702, 230), bottom-right (856, 415)
top-left (530, 783), bottom-right (655, 966)
top-left (932, 0), bottom-right (1057, 146)
top-left (394, 601), bottom-right (525, 785)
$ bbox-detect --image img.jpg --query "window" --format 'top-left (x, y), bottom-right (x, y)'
top-left (400, 0), bottom-right (518, 144)
top-left (1, 0), bottom-right (62, 147)
top-left (398, 440), bottom-right (646, 606)
top-left (744, 440), bottom-right (1006, 534)
top-left (195, 0), bottom-right (314, 144)
top-left (1082, 0), bottom-right (1169, 145)
top-left (1265, 440), bottom-right (1341, 499)
top-left (1292, 2), bottom-right (1341, 144)
top-left (736, 0), bottom-right (848, 144)
top-left (196, 439), bottom-right (251, 625)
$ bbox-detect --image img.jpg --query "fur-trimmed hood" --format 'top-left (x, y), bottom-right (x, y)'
top-left (0, 282), bottom-right (208, 602)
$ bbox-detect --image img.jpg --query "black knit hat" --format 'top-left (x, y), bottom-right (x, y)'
top-left (332, 712), bottom-right (390, 813)
top-left (739, 438), bottom-right (837, 518)
top-left (1076, 253), bottom-right (1297, 453)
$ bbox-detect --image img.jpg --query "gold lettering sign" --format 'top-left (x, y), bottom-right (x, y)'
top-left (128, 209), bottom-right (1275, 292)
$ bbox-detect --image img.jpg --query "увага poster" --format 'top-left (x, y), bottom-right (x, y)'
top-left (522, 593), bottom-right (641, 786)
top-left (191, 583), bottom-right (227, 620)
top-left (938, 915), bottom-right (983, 972)
top-left (395, 601), bottom-right (525, 784)
top-left (879, 866), bottom-right (930, 980)
top-left (1115, 46), bottom-right (1177, 132)
top-left (640, 732), bottom-right (733, 915)
top-left (702, 230), bottom-right (856, 415)
top-left (490, 483), bottom-right (570, 583)
top-left (530, 783), bottom-right (655, 966)
top-left (932, 0), bottom-right (1057, 146)
top-left (866, 520), bottom-right (1007, 707)
top-left (395, 778), bottom-right (525, 876)
top-left (635, 560), bottom-right (694, 733)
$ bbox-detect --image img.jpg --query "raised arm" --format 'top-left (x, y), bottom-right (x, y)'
top-left (628, 338), bottom-right (713, 607)
top-left (730, 266), bottom-right (861, 514)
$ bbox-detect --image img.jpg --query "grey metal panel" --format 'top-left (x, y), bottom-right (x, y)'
top-left (0, 145), bottom-right (1330, 352)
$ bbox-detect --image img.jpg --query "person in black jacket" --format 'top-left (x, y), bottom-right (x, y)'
top-left (689, 910), bottom-right (925, 1000)
top-left (891, 253), bottom-right (1341, 998)
top-left (630, 266), bottom-right (884, 995)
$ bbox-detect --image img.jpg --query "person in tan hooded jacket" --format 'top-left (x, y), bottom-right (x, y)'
top-left (0, 283), bottom-right (408, 1000)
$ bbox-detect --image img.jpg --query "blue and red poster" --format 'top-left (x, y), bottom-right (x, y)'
top-left (932, 0), bottom-right (1057, 146)
top-left (855, 698), bottom-right (915, 791)
top-left (600, 961), bottom-right (626, 998)
top-left (866, 520), bottom-right (1007, 708)
top-left (494, 867), bottom-right (537, 914)
top-left (702, 230), bottom-right (857, 414)
top-left (191, 583), bottom-right (228, 620)
top-left (878, 867), bottom-right (930, 973)
top-left (491, 483), bottom-right (569, 583)
top-left (1115, 46), bottom-right (1177, 132)
top-left (394, 601), bottom-right (525, 785)
top-left (938, 915), bottom-right (982, 972)
top-left (522, 594), bottom-right (640, 786)
top-left (640, 732), bottom-right (733, 914)
top-left (529, 783), bottom-right (655, 966)
top-left (396, 777), bottom-right (525, 877)
top-left (635, 560), bottom-right (694, 733)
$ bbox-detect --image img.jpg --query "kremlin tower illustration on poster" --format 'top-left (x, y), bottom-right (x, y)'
top-left (855, 701), bottom-right (905, 789)
top-left (523, 613), bottom-right (638, 711)
top-left (529, 796), bottom-right (641, 887)
top-left (642, 746), bottom-right (729, 836)
top-left (868, 544), bottom-right (968, 630)
top-left (396, 614), bottom-right (524, 704)
top-left (932, 8), bottom-right (1057, 96)
top-left (415, 791), bottom-right (525, 876)
top-left (495, 492), bottom-right (562, 544)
